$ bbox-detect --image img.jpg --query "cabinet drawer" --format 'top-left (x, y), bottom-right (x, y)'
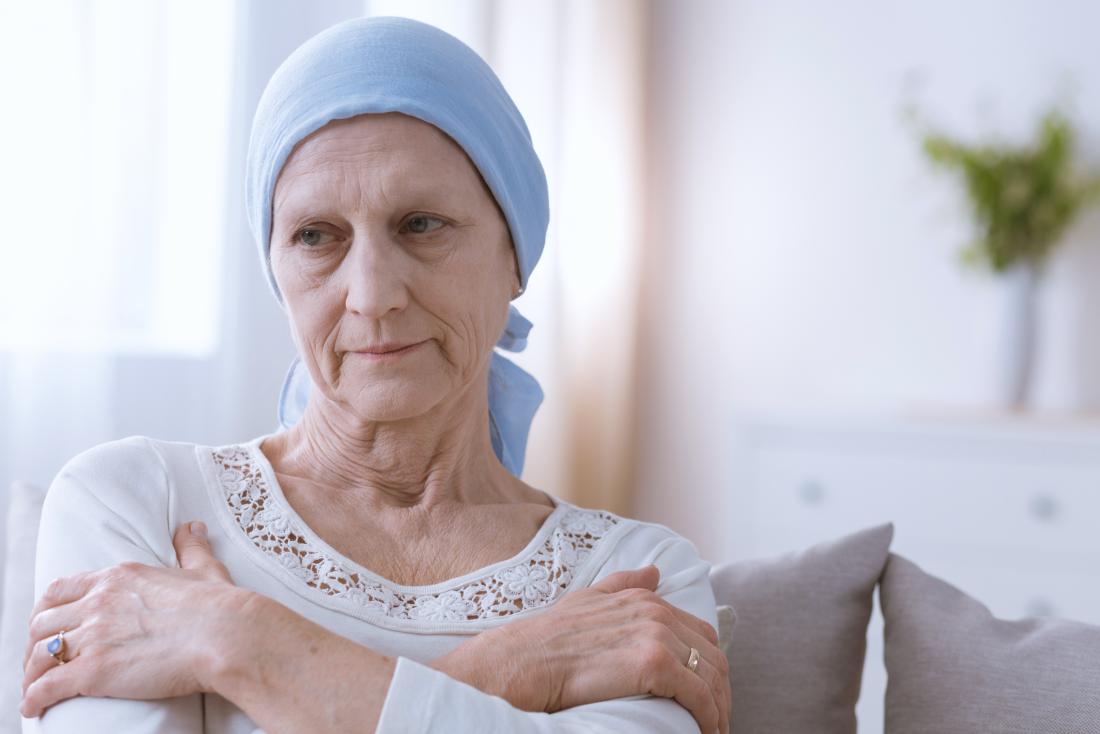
top-left (750, 446), bottom-right (1100, 554)
top-left (894, 547), bottom-right (1100, 624)
top-left (743, 524), bottom-right (1100, 624)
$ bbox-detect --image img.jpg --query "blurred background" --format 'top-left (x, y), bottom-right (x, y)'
top-left (2, 1), bottom-right (1099, 729)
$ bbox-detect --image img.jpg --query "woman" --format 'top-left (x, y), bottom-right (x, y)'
top-left (19, 16), bottom-right (730, 733)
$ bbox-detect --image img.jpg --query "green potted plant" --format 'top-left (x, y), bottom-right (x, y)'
top-left (919, 108), bottom-right (1100, 410)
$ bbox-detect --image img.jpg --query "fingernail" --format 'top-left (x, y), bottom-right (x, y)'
top-left (190, 521), bottom-right (207, 538)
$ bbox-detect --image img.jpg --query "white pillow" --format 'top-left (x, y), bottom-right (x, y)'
top-left (0, 481), bottom-right (47, 734)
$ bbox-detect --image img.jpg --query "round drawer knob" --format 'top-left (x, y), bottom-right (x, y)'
top-left (1024, 597), bottom-right (1057, 618)
top-left (1028, 493), bottom-right (1059, 522)
top-left (797, 480), bottom-right (826, 506)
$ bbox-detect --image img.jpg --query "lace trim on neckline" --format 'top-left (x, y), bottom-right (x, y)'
top-left (210, 445), bottom-right (620, 622)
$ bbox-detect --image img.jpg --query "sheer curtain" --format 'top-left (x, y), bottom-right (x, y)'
top-left (0, 1), bottom-right (235, 537)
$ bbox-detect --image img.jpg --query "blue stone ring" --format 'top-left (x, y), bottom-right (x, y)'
top-left (46, 630), bottom-right (67, 666)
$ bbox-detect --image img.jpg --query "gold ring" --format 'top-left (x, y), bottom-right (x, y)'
top-left (686, 646), bottom-right (700, 673)
top-left (47, 630), bottom-right (67, 666)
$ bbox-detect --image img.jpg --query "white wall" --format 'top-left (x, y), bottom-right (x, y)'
top-left (636, 0), bottom-right (1100, 560)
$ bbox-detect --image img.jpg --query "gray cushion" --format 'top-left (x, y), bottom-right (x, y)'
top-left (881, 552), bottom-right (1100, 734)
top-left (709, 523), bottom-right (894, 734)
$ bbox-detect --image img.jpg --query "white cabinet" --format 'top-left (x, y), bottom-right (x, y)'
top-left (727, 412), bottom-right (1100, 733)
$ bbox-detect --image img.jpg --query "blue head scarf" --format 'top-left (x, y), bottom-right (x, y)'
top-left (245, 16), bottom-right (548, 477)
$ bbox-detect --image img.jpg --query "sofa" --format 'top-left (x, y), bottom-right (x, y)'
top-left (3, 482), bottom-right (1099, 733)
top-left (710, 523), bottom-right (1100, 733)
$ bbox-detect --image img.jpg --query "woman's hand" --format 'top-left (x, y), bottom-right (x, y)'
top-left (21, 525), bottom-right (731, 733)
top-left (431, 565), bottom-right (732, 734)
top-left (20, 522), bottom-right (251, 718)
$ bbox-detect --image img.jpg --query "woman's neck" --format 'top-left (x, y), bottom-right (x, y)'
top-left (260, 382), bottom-right (529, 513)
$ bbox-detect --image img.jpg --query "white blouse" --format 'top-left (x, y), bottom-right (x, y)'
top-left (23, 434), bottom-right (718, 733)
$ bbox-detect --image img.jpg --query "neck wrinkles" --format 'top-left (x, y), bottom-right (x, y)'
top-left (262, 372), bottom-right (517, 511)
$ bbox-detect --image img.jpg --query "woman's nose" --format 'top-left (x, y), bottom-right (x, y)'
top-left (340, 230), bottom-right (409, 318)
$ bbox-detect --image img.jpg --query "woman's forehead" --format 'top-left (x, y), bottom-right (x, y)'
top-left (284, 113), bottom-right (462, 173)
top-left (274, 169), bottom-right (466, 220)
top-left (273, 115), bottom-right (483, 215)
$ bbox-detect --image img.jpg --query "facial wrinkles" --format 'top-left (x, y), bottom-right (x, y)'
top-left (275, 113), bottom-right (514, 424)
top-left (276, 129), bottom-right (471, 223)
top-left (266, 114), bottom-right (521, 501)
top-left (280, 160), bottom-right (401, 376)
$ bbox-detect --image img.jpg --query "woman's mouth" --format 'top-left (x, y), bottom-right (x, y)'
top-left (349, 340), bottom-right (428, 361)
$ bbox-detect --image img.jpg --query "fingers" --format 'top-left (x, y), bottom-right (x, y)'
top-left (622, 593), bottom-right (729, 734)
top-left (661, 620), bottom-right (730, 734)
top-left (652, 596), bottom-right (719, 648)
top-left (172, 521), bottom-right (232, 583)
top-left (24, 598), bottom-right (85, 672)
top-left (590, 564), bottom-right (660, 594)
top-left (29, 571), bottom-right (98, 622)
top-left (22, 562), bottom-right (146, 672)
top-left (20, 654), bottom-right (88, 719)
top-left (605, 583), bottom-right (719, 650)
top-left (644, 644), bottom-right (721, 734)
top-left (22, 626), bottom-right (83, 700)
top-left (688, 654), bottom-right (729, 734)
top-left (23, 570), bottom-right (105, 673)
top-left (656, 603), bottom-right (730, 732)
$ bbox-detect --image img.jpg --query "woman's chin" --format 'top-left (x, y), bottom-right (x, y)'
top-left (340, 389), bottom-right (447, 423)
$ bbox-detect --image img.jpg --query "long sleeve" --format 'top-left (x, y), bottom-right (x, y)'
top-left (375, 523), bottom-right (718, 733)
top-left (22, 437), bottom-right (204, 734)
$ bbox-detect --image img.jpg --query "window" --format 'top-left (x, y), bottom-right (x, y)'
top-left (0, 0), bottom-right (236, 356)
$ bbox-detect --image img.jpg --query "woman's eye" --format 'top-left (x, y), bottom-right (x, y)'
top-left (295, 228), bottom-right (331, 248)
top-left (403, 214), bottom-right (446, 235)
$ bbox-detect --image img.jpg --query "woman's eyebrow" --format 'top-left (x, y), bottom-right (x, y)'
top-left (276, 185), bottom-right (468, 220)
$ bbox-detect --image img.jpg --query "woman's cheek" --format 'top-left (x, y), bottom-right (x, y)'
top-left (284, 305), bottom-right (336, 381)
top-left (292, 259), bottom-right (336, 293)
top-left (436, 312), bottom-right (484, 375)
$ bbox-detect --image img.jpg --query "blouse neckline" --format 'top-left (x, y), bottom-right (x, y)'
top-left (201, 434), bottom-right (624, 625)
top-left (243, 432), bottom-right (568, 594)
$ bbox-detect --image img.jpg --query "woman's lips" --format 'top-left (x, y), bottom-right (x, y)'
top-left (349, 340), bottom-right (428, 361)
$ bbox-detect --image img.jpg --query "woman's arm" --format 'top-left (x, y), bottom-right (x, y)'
top-left (21, 438), bottom-right (204, 733)
top-left (25, 488), bottom-right (728, 732)
top-left (380, 528), bottom-right (728, 733)
top-left (23, 528), bottom-right (400, 732)
top-left (25, 527), bottom-right (724, 733)
top-left (206, 532), bottom-right (724, 733)
top-left (202, 588), bottom-right (397, 733)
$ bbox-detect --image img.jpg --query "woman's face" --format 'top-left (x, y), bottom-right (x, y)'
top-left (270, 112), bottom-right (519, 423)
